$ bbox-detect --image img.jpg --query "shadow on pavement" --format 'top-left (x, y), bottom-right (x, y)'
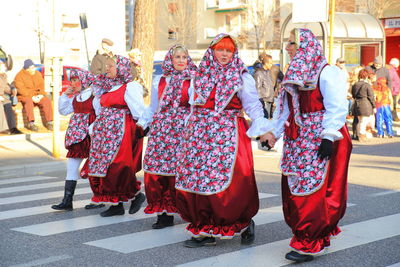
top-left (25, 134), bottom-right (52, 156)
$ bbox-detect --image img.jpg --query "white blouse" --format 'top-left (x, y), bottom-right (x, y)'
top-left (265, 65), bottom-right (348, 141)
top-left (58, 87), bottom-right (101, 116)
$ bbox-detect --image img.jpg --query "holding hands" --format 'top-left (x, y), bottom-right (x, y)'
top-left (259, 132), bottom-right (276, 149)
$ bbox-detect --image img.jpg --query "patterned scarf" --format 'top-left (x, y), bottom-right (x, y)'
top-left (278, 28), bottom-right (327, 126)
top-left (92, 55), bottom-right (133, 96)
top-left (70, 69), bottom-right (95, 89)
top-left (194, 33), bottom-right (247, 112)
top-left (160, 44), bottom-right (197, 109)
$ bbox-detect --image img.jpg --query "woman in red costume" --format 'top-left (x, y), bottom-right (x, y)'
top-left (88, 55), bottom-right (146, 217)
top-left (262, 28), bottom-right (352, 262)
top-left (175, 34), bottom-right (270, 247)
top-left (138, 44), bottom-right (197, 229)
top-left (51, 69), bottom-right (104, 211)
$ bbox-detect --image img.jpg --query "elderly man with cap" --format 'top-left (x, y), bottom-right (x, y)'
top-left (367, 55), bottom-right (392, 90)
top-left (90, 38), bottom-right (114, 75)
top-left (14, 59), bottom-right (53, 131)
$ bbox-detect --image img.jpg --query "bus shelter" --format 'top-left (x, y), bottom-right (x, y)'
top-left (280, 12), bottom-right (385, 70)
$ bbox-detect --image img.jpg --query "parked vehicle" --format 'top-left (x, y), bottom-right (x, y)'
top-left (35, 64), bottom-right (83, 94)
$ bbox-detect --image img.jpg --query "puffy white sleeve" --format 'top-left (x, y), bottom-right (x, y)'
top-left (58, 94), bottom-right (74, 115)
top-left (319, 65), bottom-right (348, 141)
top-left (238, 72), bottom-right (273, 138)
top-left (137, 75), bottom-right (162, 129)
top-left (124, 81), bottom-right (145, 121)
top-left (92, 95), bottom-right (102, 116)
top-left (269, 94), bottom-right (290, 139)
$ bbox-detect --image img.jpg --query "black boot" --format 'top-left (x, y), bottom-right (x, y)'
top-left (241, 219), bottom-right (255, 245)
top-left (51, 180), bottom-right (77, 211)
top-left (152, 213), bottom-right (174, 229)
top-left (128, 192), bottom-right (146, 214)
top-left (285, 251), bottom-right (314, 262)
top-left (100, 202), bottom-right (125, 217)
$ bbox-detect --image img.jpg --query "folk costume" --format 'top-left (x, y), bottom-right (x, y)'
top-left (88, 55), bottom-right (146, 217)
top-left (373, 77), bottom-right (394, 137)
top-left (266, 29), bottom-right (352, 261)
top-left (138, 45), bottom-right (197, 229)
top-left (52, 69), bottom-right (100, 211)
top-left (175, 34), bottom-right (270, 247)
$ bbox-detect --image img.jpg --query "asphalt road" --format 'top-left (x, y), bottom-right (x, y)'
top-left (0, 137), bottom-right (399, 267)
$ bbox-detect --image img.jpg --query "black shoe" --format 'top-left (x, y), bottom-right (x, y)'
top-left (51, 180), bottom-right (77, 211)
top-left (152, 213), bottom-right (174, 229)
top-left (9, 128), bottom-right (23, 135)
top-left (285, 251), bottom-right (314, 263)
top-left (184, 237), bottom-right (216, 248)
top-left (128, 192), bottom-right (146, 214)
top-left (85, 203), bottom-right (105, 209)
top-left (26, 122), bottom-right (38, 132)
top-left (100, 203), bottom-right (125, 217)
top-left (241, 219), bottom-right (255, 245)
top-left (46, 121), bottom-right (53, 131)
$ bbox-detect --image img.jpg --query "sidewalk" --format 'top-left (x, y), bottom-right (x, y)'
top-left (0, 119), bottom-right (399, 179)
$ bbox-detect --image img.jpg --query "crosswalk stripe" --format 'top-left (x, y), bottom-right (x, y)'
top-left (178, 213), bottom-right (400, 267)
top-left (0, 176), bottom-right (58, 186)
top-left (0, 180), bottom-right (88, 194)
top-left (11, 193), bottom-right (276, 236)
top-left (0, 187), bottom-right (93, 205)
top-left (0, 200), bottom-right (90, 221)
top-left (82, 202), bottom-right (355, 254)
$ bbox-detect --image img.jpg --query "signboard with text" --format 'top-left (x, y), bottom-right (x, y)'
top-left (385, 18), bottom-right (400, 29)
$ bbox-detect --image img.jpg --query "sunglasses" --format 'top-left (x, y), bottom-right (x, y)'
top-left (287, 41), bottom-right (296, 45)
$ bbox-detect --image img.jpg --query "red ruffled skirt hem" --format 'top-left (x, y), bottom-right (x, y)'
top-left (144, 203), bottom-right (178, 215)
top-left (290, 226), bottom-right (342, 254)
top-left (91, 195), bottom-right (134, 204)
top-left (66, 136), bottom-right (90, 158)
top-left (186, 222), bottom-right (250, 239)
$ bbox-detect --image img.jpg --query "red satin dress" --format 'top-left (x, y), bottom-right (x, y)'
top-left (65, 96), bottom-right (96, 158)
top-left (144, 78), bottom-right (191, 215)
top-left (88, 84), bottom-right (143, 204)
top-left (282, 83), bottom-right (352, 254)
top-left (176, 89), bottom-right (259, 238)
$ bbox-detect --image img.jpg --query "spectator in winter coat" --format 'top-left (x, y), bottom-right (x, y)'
top-left (388, 58), bottom-right (400, 121)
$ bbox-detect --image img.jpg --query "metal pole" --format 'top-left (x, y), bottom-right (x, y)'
top-left (52, 57), bottom-right (62, 158)
top-left (83, 29), bottom-right (90, 67)
top-left (328, 0), bottom-right (335, 65)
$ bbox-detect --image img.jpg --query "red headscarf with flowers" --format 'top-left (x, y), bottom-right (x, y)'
top-left (278, 28), bottom-right (327, 126)
top-left (194, 33), bottom-right (247, 112)
top-left (70, 69), bottom-right (95, 89)
top-left (160, 44), bottom-right (197, 109)
top-left (92, 55), bottom-right (133, 96)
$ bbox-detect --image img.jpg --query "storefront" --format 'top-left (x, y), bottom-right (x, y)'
top-left (380, 17), bottom-right (400, 68)
top-left (280, 12), bottom-right (385, 70)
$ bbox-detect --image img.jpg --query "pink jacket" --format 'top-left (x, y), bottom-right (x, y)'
top-left (389, 67), bottom-right (400, 96)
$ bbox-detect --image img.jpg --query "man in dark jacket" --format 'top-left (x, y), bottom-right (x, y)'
top-left (366, 55), bottom-right (392, 90)
top-left (253, 54), bottom-right (283, 119)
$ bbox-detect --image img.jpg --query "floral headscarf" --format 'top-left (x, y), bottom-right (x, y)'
top-left (160, 44), bottom-right (197, 108)
top-left (194, 33), bottom-right (247, 112)
top-left (70, 69), bottom-right (95, 89)
top-left (92, 55), bottom-right (133, 96)
top-left (278, 28), bottom-right (327, 126)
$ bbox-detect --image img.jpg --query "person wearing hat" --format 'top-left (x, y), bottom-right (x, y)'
top-left (366, 55), bottom-right (392, 90)
top-left (90, 38), bottom-right (114, 75)
top-left (14, 59), bottom-right (53, 131)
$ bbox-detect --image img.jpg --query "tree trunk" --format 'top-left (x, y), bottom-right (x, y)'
top-left (132, 0), bottom-right (156, 90)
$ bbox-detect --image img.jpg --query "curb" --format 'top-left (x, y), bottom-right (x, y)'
top-left (0, 131), bottom-right (66, 142)
top-left (0, 160), bottom-right (67, 178)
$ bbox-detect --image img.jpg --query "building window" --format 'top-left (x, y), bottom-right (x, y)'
top-left (206, 0), bottom-right (219, 9)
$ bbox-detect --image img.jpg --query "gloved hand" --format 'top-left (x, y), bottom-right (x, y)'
top-left (317, 139), bottom-right (333, 160)
top-left (256, 136), bottom-right (272, 150)
top-left (136, 127), bottom-right (149, 139)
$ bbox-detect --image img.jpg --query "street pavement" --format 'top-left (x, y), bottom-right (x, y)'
top-left (0, 128), bottom-right (399, 266)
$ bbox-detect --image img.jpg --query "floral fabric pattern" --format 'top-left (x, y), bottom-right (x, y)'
top-left (278, 28), bottom-right (327, 127)
top-left (88, 107), bottom-right (126, 177)
top-left (65, 113), bottom-right (90, 148)
top-left (175, 108), bottom-right (239, 194)
top-left (92, 55), bottom-right (133, 96)
top-left (70, 69), bottom-right (96, 89)
top-left (281, 110), bottom-right (328, 195)
top-left (194, 33), bottom-right (247, 112)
